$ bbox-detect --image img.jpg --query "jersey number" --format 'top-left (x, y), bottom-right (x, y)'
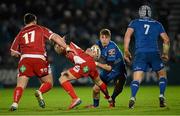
top-left (144, 24), bottom-right (150, 35)
top-left (23, 30), bottom-right (35, 44)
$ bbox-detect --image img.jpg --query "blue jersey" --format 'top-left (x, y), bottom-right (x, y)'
top-left (128, 18), bottom-right (165, 53)
top-left (96, 40), bottom-right (124, 67)
top-left (96, 40), bottom-right (126, 83)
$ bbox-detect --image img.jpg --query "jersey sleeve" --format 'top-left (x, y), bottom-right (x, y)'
top-left (41, 26), bottom-right (54, 40)
top-left (128, 20), bottom-right (136, 29)
top-left (158, 22), bottom-right (166, 34)
top-left (10, 33), bottom-right (21, 55)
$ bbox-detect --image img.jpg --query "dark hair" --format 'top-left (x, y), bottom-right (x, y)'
top-left (24, 13), bottom-right (37, 24)
top-left (99, 28), bottom-right (111, 37)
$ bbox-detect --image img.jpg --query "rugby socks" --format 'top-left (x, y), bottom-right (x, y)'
top-left (99, 83), bottom-right (110, 99)
top-left (61, 81), bottom-right (78, 99)
top-left (93, 98), bottom-right (99, 107)
top-left (13, 87), bottom-right (23, 103)
top-left (159, 77), bottom-right (167, 96)
top-left (130, 81), bottom-right (140, 98)
top-left (39, 82), bottom-right (52, 94)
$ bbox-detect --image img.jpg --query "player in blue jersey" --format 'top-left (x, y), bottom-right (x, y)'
top-left (124, 5), bottom-right (170, 108)
top-left (87, 29), bottom-right (127, 108)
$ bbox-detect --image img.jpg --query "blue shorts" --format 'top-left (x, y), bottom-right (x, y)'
top-left (100, 63), bottom-right (127, 84)
top-left (133, 52), bottom-right (164, 72)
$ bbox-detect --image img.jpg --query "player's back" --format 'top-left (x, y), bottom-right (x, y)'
top-left (66, 42), bottom-right (94, 64)
top-left (14, 24), bottom-right (50, 55)
top-left (129, 18), bottom-right (165, 53)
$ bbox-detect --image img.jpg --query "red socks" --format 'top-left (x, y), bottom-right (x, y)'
top-left (99, 83), bottom-right (110, 99)
top-left (61, 81), bottom-right (78, 99)
top-left (13, 87), bottom-right (23, 103)
top-left (39, 82), bottom-right (52, 94)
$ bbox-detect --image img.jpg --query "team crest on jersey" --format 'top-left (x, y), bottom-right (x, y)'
top-left (20, 65), bottom-right (26, 73)
top-left (108, 49), bottom-right (115, 56)
top-left (83, 66), bottom-right (89, 73)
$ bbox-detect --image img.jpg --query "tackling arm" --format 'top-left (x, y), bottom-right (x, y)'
top-left (95, 62), bottom-right (112, 71)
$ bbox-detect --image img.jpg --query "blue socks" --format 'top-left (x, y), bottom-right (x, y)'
top-left (159, 77), bottom-right (167, 96)
top-left (93, 99), bottom-right (99, 107)
top-left (130, 81), bottom-right (140, 98)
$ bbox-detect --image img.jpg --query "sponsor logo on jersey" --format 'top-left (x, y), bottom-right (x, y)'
top-left (20, 65), bottom-right (26, 73)
top-left (108, 49), bottom-right (115, 56)
top-left (83, 66), bottom-right (89, 73)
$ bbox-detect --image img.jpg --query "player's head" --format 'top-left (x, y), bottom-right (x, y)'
top-left (24, 13), bottom-right (37, 25)
top-left (138, 5), bottom-right (151, 18)
top-left (99, 28), bottom-right (111, 47)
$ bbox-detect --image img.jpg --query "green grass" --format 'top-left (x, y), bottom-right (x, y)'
top-left (0, 86), bottom-right (180, 115)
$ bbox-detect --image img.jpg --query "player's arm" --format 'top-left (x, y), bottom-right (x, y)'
top-left (10, 34), bottom-right (21, 58)
top-left (95, 62), bottom-right (112, 71)
top-left (160, 32), bottom-right (170, 62)
top-left (124, 28), bottom-right (134, 64)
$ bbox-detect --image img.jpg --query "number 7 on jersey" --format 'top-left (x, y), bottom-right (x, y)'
top-left (144, 24), bottom-right (150, 35)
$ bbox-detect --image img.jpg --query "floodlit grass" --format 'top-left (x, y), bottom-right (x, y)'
top-left (0, 86), bottom-right (180, 115)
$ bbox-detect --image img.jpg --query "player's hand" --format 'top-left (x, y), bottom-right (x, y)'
top-left (161, 53), bottom-right (169, 62)
top-left (124, 50), bottom-right (132, 64)
top-left (54, 44), bottom-right (65, 54)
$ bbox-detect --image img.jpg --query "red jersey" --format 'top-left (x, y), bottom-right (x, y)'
top-left (66, 42), bottom-right (98, 79)
top-left (10, 24), bottom-right (54, 56)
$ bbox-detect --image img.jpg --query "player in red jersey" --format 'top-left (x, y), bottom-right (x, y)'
top-left (10, 13), bottom-right (70, 111)
top-left (54, 42), bottom-right (113, 110)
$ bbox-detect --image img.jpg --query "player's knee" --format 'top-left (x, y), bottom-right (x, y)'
top-left (157, 69), bottom-right (167, 78)
top-left (59, 73), bottom-right (68, 84)
top-left (93, 85), bottom-right (100, 93)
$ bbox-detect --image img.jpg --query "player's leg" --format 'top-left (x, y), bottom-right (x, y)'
top-left (93, 76), bottom-right (112, 103)
top-left (86, 84), bottom-right (100, 108)
top-left (129, 52), bottom-right (147, 109)
top-left (157, 69), bottom-right (167, 107)
top-left (151, 52), bottom-right (167, 107)
top-left (111, 74), bottom-right (126, 107)
top-left (34, 59), bottom-right (53, 108)
top-left (59, 70), bottom-right (82, 109)
top-left (10, 76), bottom-right (29, 111)
top-left (35, 74), bottom-right (53, 108)
top-left (129, 71), bottom-right (144, 108)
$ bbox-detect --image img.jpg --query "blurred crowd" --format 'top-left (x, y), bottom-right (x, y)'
top-left (0, 0), bottom-right (179, 69)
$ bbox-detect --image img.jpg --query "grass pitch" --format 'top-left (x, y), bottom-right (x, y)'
top-left (0, 86), bottom-right (180, 115)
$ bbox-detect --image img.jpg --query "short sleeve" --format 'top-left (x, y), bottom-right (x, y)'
top-left (158, 22), bottom-right (166, 34)
top-left (128, 20), bottom-right (136, 29)
top-left (41, 26), bottom-right (54, 40)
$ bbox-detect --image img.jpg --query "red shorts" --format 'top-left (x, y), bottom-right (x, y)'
top-left (69, 64), bottom-right (99, 80)
top-left (18, 58), bottom-right (51, 78)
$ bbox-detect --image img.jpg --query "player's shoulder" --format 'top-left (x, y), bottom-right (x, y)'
top-left (129, 19), bottom-right (139, 25)
top-left (108, 41), bottom-right (118, 48)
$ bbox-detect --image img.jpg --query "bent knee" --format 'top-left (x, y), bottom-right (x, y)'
top-left (157, 69), bottom-right (167, 78)
top-left (93, 85), bottom-right (100, 93)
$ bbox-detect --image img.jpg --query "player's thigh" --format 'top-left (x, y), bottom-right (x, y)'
top-left (18, 59), bottom-right (35, 77)
top-left (17, 76), bottom-right (29, 89)
top-left (114, 73), bottom-right (126, 90)
top-left (39, 73), bottom-right (53, 85)
top-left (156, 68), bottom-right (167, 78)
top-left (133, 71), bottom-right (144, 81)
top-left (59, 69), bottom-right (77, 84)
top-left (150, 52), bottom-right (164, 71)
top-left (133, 52), bottom-right (148, 72)
top-left (33, 59), bottom-right (50, 77)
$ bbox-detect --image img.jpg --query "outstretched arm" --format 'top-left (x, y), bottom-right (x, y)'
top-left (124, 28), bottom-right (134, 64)
top-left (95, 62), bottom-right (112, 71)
